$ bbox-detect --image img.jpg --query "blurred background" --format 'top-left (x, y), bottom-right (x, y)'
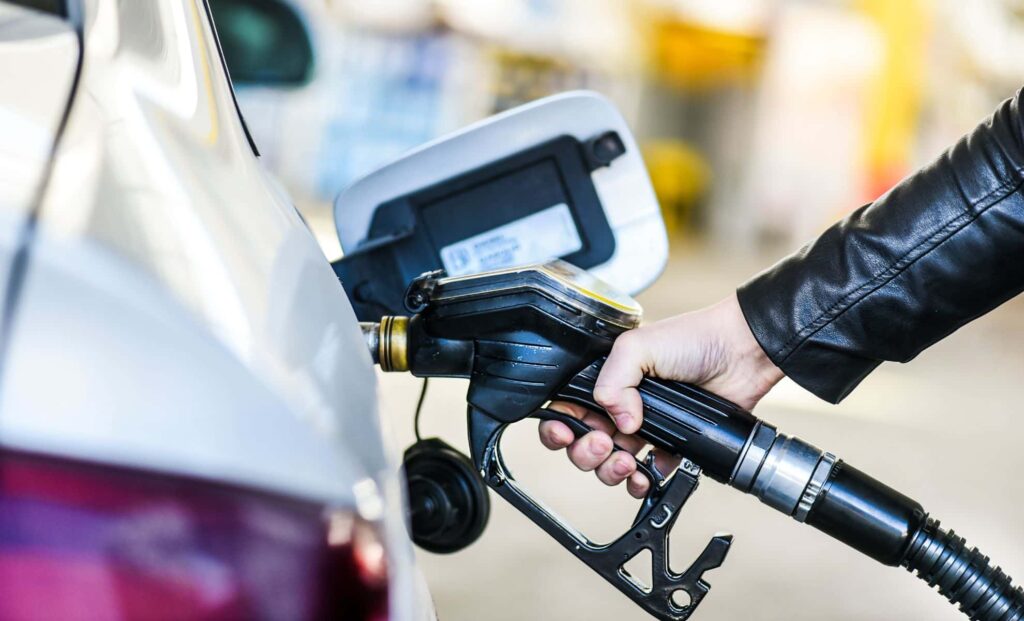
top-left (211, 0), bottom-right (1024, 618)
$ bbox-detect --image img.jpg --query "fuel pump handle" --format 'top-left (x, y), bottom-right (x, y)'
top-left (554, 360), bottom-right (758, 484)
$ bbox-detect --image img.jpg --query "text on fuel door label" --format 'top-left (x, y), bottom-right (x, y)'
top-left (439, 203), bottom-right (583, 276)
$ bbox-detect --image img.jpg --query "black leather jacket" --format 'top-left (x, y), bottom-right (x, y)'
top-left (737, 88), bottom-right (1024, 403)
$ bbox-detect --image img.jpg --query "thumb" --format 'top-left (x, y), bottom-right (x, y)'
top-left (592, 331), bottom-right (647, 434)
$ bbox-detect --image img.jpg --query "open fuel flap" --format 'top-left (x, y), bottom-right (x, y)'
top-left (332, 91), bottom-right (667, 320)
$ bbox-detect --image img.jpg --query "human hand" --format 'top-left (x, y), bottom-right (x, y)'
top-left (537, 293), bottom-right (784, 497)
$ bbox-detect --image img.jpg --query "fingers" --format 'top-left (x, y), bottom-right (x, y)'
top-left (538, 419), bottom-right (641, 477)
top-left (567, 431), bottom-right (613, 471)
top-left (535, 415), bottom-right (684, 498)
top-left (540, 401), bottom-right (641, 450)
top-left (538, 400), bottom-right (679, 495)
top-left (624, 450), bottom-right (682, 498)
top-left (593, 427), bottom-right (650, 485)
top-left (538, 419), bottom-right (574, 450)
top-left (596, 451), bottom-right (636, 486)
top-left (593, 332), bottom-right (647, 434)
top-left (538, 401), bottom-right (617, 451)
top-left (538, 402), bottom-right (644, 483)
top-left (537, 403), bottom-right (618, 472)
top-left (626, 472), bottom-right (648, 498)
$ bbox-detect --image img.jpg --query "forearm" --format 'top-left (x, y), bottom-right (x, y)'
top-left (738, 88), bottom-right (1024, 403)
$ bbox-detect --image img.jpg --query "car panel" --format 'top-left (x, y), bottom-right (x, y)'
top-left (0, 0), bottom-right (428, 617)
top-left (25, 0), bottom-right (385, 504)
top-left (0, 230), bottom-right (361, 506)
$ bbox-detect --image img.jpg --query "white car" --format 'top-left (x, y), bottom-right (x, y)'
top-left (0, 1), bottom-right (426, 618)
top-left (0, 2), bottom-right (665, 620)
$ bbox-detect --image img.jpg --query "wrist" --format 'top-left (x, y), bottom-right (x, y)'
top-left (720, 293), bottom-right (784, 401)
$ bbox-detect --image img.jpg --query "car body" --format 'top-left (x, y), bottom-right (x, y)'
top-left (0, 1), bottom-right (430, 618)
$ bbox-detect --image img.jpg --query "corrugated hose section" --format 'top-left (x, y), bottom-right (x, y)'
top-left (902, 518), bottom-right (1024, 621)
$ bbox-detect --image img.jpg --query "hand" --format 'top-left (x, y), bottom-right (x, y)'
top-left (538, 293), bottom-right (784, 498)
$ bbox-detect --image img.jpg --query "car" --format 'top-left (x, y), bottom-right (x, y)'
top-left (0, 1), bottom-right (429, 618)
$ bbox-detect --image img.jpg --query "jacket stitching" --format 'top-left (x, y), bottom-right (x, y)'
top-left (774, 172), bottom-right (1024, 361)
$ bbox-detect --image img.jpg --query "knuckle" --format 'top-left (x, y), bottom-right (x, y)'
top-left (537, 429), bottom-right (557, 449)
top-left (627, 474), bottom-right (649, 498)
top-left (614, 330), bottom-right (640, 353)
top-left (537, 421), bottom-right (563, 447)
top-left (620, 453), bottom-right (638, 473)
top-left (588, 431), bottom-right (613, 457)
top-left (598, 453), bottom-right (634, 487)
top-left (567, 444), bottom-right (596, 471)
top-left (591, 384), bottom-right (618, 407)
top-left (614, 408), bottom-right (641, 434)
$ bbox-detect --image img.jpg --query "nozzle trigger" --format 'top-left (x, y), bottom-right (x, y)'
top-left (467, 405), bottom-right (732, 620)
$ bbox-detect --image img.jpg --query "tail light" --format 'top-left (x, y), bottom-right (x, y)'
top-left (0, 449), bottom-right (388, 621)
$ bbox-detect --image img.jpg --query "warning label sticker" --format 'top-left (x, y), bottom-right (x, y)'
top-left (439, 203), bottom-right (583, 277)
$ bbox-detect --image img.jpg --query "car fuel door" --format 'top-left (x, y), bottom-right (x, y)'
top-left (331, 91), bottom-right (668, 319)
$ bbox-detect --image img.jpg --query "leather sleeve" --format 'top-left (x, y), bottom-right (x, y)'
top-left (737, 88), bottom-right (1024, 403)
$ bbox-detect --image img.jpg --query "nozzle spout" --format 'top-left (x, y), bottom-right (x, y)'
top-left (359, 316), bottom-right (409, 372)
top-left (359, 322), bottom-right (380, 364)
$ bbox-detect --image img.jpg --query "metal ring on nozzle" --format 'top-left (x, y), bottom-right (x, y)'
top-left (378, 315), bottom-right (409, 372)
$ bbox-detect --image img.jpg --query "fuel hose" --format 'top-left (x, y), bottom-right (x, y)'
top-left (558, 364), bottom-right (1024, 621)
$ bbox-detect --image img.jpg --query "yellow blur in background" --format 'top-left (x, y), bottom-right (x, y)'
top-left (228, 1), bottom-right (1024, 619)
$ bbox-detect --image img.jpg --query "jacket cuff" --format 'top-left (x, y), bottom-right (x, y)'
top-left (736, 276), bottom-right (878, 404)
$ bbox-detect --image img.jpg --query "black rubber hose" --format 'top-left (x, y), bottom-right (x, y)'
top-left (902, 518), bottom-right (1024, 621)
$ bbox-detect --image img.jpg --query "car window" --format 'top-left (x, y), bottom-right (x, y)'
top-left (208, 0), bottom-right (313, 86)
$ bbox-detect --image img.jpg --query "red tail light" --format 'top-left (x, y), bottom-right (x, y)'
top-left (0, 449), bottom-right (388, 621)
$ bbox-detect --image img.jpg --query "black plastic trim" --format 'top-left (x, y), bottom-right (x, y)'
top-left (201, 0), bottom-right (260, 157)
